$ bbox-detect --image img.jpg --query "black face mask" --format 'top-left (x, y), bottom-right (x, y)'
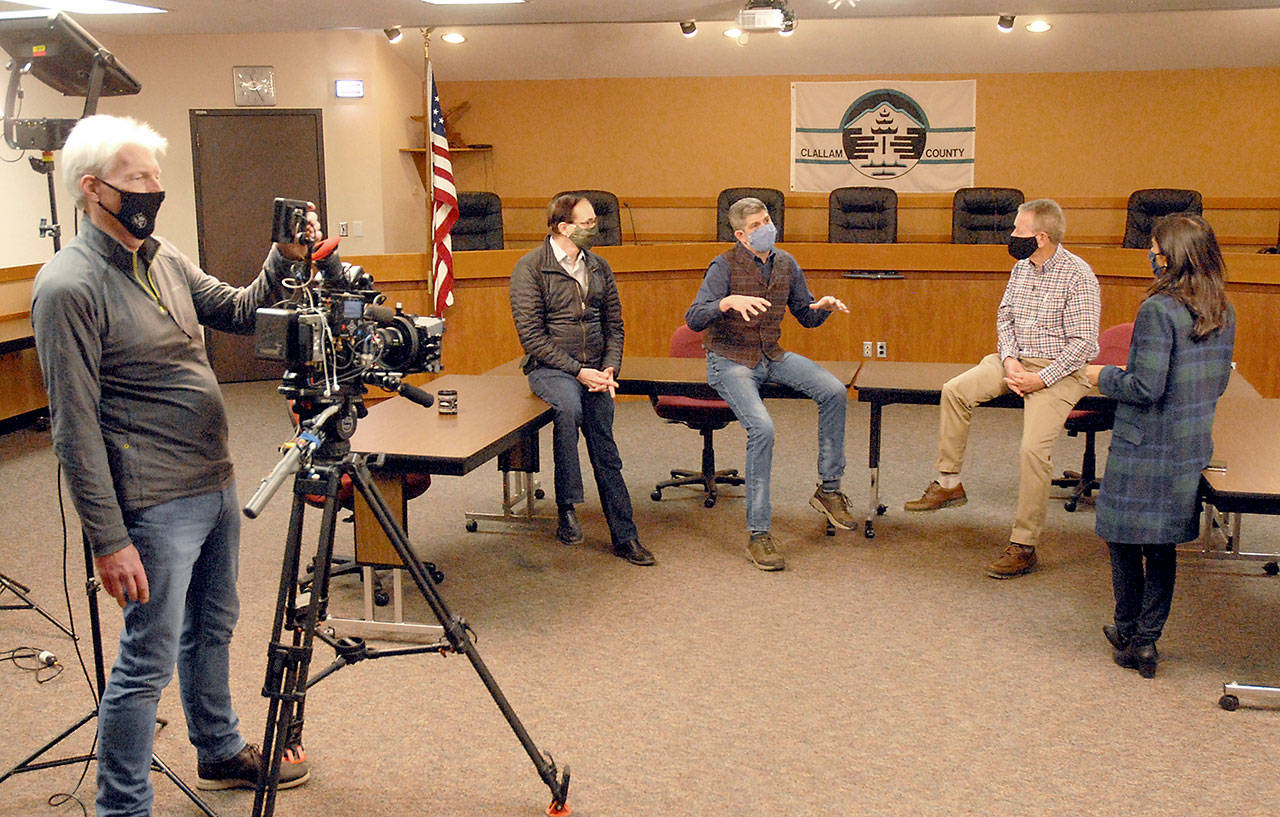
top-left (1007, 234), bottom-right (1039, 261)
top-left (97, 178), bottom-right (164, 240)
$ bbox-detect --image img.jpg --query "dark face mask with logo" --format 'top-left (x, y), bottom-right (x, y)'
top-left (1007, 234), bottom-right (1039, 261)
top-left (97, 178), bottom-right (165, 240)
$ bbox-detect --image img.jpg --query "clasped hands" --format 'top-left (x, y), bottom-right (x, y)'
top-left (578, 366), bottom-right (619, 398)
top-left (719, 294), bottom-right (849, 322)
top-left (1003, 358), bottom-right (1046, 396)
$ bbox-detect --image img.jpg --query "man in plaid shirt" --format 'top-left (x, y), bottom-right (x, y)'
top-left (905, 199), bottom-right (1100, 578)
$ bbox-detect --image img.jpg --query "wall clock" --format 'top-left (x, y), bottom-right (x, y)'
top-left (233, 65), bottom-right (276, 106)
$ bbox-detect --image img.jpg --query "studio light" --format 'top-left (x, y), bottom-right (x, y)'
top-left (996, 15), bottom-right (1014, 33)
top-left (679, 20), bottom-right (697, 38)
top-left (383, 26), bottom-right (403, 43)
top-left (1026, 19), bottom-right (1051, 33)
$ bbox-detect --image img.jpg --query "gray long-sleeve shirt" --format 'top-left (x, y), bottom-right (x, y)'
top-left (31, 219), bottom-right (309, 557)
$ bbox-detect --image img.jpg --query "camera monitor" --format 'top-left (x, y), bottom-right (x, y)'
top-left (0, 10), bottom-right (140, 151)
top-left (0, 10), bottom-right (139, 97)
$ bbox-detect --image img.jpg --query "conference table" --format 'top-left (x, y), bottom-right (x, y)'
top-left (851, 360), bottom-right (1264, 540)
top-left (1194, 396), bottom-right (1280, 569)
top-left (338, 373), bottom-right (554, 639)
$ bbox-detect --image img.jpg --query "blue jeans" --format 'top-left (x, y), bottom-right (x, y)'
top-left (706, 350), bottom-right (847, 533)
top-left (97, 483), bottom-right (246, 817)
top-left (528, 367), bottom-right (638, 545)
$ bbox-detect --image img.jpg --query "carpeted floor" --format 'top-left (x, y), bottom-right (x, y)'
top-left (1, 381), bottom-right (1278, 817)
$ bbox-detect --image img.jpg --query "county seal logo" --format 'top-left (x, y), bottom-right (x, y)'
top-left (839, 89), bottom-right (929, 180)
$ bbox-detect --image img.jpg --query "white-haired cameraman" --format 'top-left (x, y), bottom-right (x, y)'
top-left (31, 114), bottom-right (332, 816)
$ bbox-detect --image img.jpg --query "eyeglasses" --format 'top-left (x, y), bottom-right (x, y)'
top-left (570, 218), bottom-right (598, 228)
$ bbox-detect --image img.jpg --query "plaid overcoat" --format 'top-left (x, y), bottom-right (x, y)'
top-left (1095, 294), bottom-right (1236, 545)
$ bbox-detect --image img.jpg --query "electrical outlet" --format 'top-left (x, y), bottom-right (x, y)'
top-left (876, 341), bottom-right (888, 358)
top-left (862, 341), bottom-right (874, 358)
top-left (338, 221), bottom-right (349, 237)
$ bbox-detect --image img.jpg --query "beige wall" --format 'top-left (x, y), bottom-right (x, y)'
top-left (439, 68), bottom-right (1280, 247)
top-left (0, 29), bottom-right (427, 272)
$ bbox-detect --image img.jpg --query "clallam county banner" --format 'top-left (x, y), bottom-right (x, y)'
top-left (791, 80), bottom-right (976, 193)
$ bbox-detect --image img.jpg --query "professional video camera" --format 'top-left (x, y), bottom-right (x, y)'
top-left (253, 197), bottom-right (444, 412)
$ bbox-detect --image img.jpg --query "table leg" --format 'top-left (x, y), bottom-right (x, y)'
top-left (865, 401), bottom-right (883, 539)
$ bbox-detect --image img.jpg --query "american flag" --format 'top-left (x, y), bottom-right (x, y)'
top-left (427, 60), bottom-right (457, 315)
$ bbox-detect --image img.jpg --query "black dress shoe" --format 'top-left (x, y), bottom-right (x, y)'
top-left (556, 506), bottom-right (583, 545)
top-left (612, 539), bottom-right (655, 566)
top-left (1134, 642), bottom-right (1159, 679)
top-left (1103, 624), bottom-right (1129, 651)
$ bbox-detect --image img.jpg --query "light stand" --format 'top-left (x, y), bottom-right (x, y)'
top-left (0, 571), bottom-right (73, 638)
top-left (0, 533), bottom-right (219, 815)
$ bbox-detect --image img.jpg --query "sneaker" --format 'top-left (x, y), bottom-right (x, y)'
top-left (904, 480), bottom-right (967, 511)
top-left (197, 743), bottom-right (310, 791)
top-left (809, 485), bottom-right (856, 530)
top-left (986, 544), bottom-right (1038, 579)
top-left (746, 532), bottom-right (785, 571)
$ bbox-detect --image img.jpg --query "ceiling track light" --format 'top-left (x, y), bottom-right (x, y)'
top-left (679, 20), bottom-right (697, 38)
top-left (383, 26), bottom-right (403, 43)
top-left (996, 15), bottom-right (1014, 33)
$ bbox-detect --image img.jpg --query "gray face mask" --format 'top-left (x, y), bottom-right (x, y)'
top-left (567, 224), bottom-right (599, 249)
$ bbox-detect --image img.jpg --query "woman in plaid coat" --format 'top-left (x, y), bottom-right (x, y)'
top-left (1085, 215), bottom-right (1235, 679)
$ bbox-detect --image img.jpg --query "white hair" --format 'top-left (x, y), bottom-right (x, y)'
top-left (61, 115), bottom-right (168, 210)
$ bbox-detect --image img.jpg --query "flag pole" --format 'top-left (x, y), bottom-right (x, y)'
top-left (422, 27), bottom-right (436, 313)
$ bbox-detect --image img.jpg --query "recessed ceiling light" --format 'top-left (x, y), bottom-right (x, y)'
top-left (723, 26), bottom-right (742, 39)
top-left (996, 15), bottom-right (1015, 33)
top-left (2, 0), bottom-right (165, 13)
top-left (441, 31), bottom-right (466, 44)
top-left (383, 27), bottom-right (403, 43)
top-left (422, 0), bottom-right (524, 5)
top-left (679, 20), bottom-right (697, 38)
top-left (1026, 20), bottom-right (1051, 33)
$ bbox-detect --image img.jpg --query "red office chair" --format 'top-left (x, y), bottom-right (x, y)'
top-left (649, 325), bottom-right (744, 508)
top-left (1055, 322), bottom-right (1134, 511)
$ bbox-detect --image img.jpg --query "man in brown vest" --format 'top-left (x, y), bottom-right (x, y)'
top-left (685, 197), bottom-right (856, 570)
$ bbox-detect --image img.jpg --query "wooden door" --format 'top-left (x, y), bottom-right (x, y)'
top-left (190, 108), bottom-right (326, 382)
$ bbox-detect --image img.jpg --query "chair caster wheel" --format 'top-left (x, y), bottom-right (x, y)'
top-left (534, 488), bottom-right (545, 500)
top-left (704, 496), bottom-right (716, 508)
top-left (1064, 500), bottom-right (1078, 512)
top-left (465, 519), bottom-right (478, 533)
top-left (864, 522), bottom-right (876, 539)
top-left (1219, 693), bottom-right (1240, 711)
top-left (1264, 561), bottom-right (1279, 576)
top-left (650, 490), bottom-right (662, 501)
top-left (374, 589), bottom-right (390, 607)
top-left (876, 504), bottom-right (887, 516)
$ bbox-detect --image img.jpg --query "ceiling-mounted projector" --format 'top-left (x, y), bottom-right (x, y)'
top-left (737, 1), bottom-right (791, 32)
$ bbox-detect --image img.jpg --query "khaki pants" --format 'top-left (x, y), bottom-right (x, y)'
top-left (936, 353), bottom-right (1090, 547)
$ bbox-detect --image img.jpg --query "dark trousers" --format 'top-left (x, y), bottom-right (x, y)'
top-left (528, 367), bottom-right (638, 545)
top-left (1107, 541), bottom-right (1177, 647)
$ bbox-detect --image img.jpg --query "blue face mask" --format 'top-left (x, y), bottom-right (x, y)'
top-left (1149, 250), bottom-right (1164, 276)
top-left (744, 221), bottom-right (776, 253)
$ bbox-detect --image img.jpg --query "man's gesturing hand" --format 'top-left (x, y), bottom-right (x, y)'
top-left (719, 295), bottom-right (771, 323)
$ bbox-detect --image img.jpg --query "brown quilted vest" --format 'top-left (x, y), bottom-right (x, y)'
top-left (704, 243), bottom-right (794, 367)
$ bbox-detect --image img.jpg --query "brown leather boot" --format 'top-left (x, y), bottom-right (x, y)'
top-left (904, 480), bottom-right (967, 511)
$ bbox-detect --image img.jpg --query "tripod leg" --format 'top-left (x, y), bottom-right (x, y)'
top-left (0, 572), bottom-right (75, 637)
top-left (252, 473), bottom-right (339, 817)
top-left (348, 460), bottom-right (571, 812)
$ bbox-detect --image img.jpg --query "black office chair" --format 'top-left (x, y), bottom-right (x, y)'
top-left (717, 187), bottom-right (785, 242)
top-left (553, 189), bottom-right (622, 246)
top-left (452, 191), bottom-right (504, 250)
top-left (649, 325), bottom-right (743, 508)
top-left (828, 187), bottom-right (897, 243)
top-left (1053, 322), bottom-right (1134, 511)
top-left (952, 187), bottom-right (1024, 244)
top-left (1122, 189), bottom-right (1203, 249)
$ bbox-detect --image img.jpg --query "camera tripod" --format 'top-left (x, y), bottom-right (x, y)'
top-left (0, 533), bottom-right (218, 816)
top-left (245, 400), bottom-right (570, 817)
top-left (0, 572), bottom-right (73, 638)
